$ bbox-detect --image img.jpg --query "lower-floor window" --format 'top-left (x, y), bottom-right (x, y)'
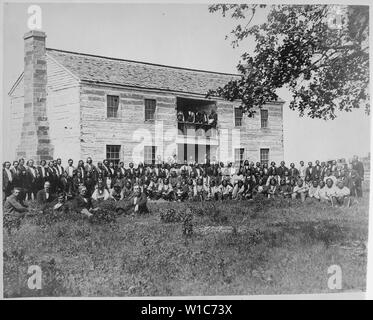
top-left (106, 145), bottom-right (121, 166)
top-left (260, 148), bottom-right (269, 165)
top-left (144, 146), bottom-right (157, 165)
top-left (234, 148), bottom-right (245, 165)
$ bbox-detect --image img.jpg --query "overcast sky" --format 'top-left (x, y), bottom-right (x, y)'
top-left (2, 3), bottom-right (370, 163)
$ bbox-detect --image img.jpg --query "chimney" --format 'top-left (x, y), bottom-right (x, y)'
top-left (16, 30), bottom-right (53, 162)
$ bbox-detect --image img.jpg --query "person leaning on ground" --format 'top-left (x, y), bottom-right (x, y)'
top-left (3, 187), bottom-right (29, 234)
top-left (72, 185), bottom-right (99, 219)
top-left (115, 184), bottom-right (149, 215)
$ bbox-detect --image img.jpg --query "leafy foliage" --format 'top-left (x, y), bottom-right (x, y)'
top-left (208, 5), bottom-right (369, 119)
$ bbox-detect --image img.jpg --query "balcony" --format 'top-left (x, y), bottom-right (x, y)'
top-left (176, 96), bottom-right (218, 143)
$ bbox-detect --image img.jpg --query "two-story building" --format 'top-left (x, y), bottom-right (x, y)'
top-left (8, 30), bottom-right (285, 165)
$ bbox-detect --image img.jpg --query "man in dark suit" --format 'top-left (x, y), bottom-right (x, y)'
top-left (289, 163), bottom-right (299, 178)
top-left (305, 162), bottom-right (316, 180)
top-left (115, 184), bottom-right (149, 215)
top-left (46, 161), bottom-right (58, 193)
top-left (37, 160), bottom-right (49, 190)
top-left (352, 155), bottom-right (365, 197)
top-left (276, 161), bottom-right (288, 178)
top-left (268, 161), bottom-right (277, 177)
top-left (36, 181), bottom-right (55, 208)
top-left (11, 160), bottom-right (22, 189)
top-left (25, 159), bottom-right (38, 200)
top-left (3, 161), bottom-right (14, 200)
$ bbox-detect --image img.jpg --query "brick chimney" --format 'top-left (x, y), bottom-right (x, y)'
top-left (16, 30), bottom-right (53, 161)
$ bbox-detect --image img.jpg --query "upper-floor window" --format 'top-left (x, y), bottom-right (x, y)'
top-left (145, 99), bottom-right (156, 121)
top-left (234, 107), bottom-right (243, 127)
top-left (107, 95), bottom-right (119, 118)
top-left (260, 109), bottom-right (268, 128)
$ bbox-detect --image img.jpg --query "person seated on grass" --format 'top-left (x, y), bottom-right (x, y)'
top-left (207, 179), bottom-right (221, 201)
top-left (304, 175), bottom-right (312, 189)
top-left (175, 182), bottom-right (186, 202)
top-left (146, 176), bottom-right (158, 200)
top-left (186, 178), bottom-right (195, 200)
top-left (84, 171), bottom-right (96, 198)
top-left (110, 183), bottom-right (122, 202)
top-left (115, 184), bottom-right (149, 215)
top-left (232, 180), bottom-right (246, 200)
top-left (3, 187), bottom-right (29, 235)
top-left (323, 169), bottom-right (337, 185)
top-left (195, 177), bottom-right (208, 201)
top-left (324, 178), bottom-right (338, 206)
top-left (72, 185), bottom-right (99, 219)
top-left (267, 177), bottom-right (279, 199)
top-left (121, 181), bottom-right (133, 200)
top-left (253, 177), bottom-right (268, 197)
top-left (334, 180), bottom-right (351, 207)
top-left (220, 179), bottom-right (233, 200)
top-left (292, 178), bottom-right (308, 202)
top-left (112, 171), bottom-right (125, 190)
top-left (53, 192), bottom-right (69, 213)
top-left (169, 170), bottom-right (179, 189)
top-left (278, 178), bottom-right (292, 198)
top-left (36, 181), bottom-right (55, 208)
top-left (91, 181), bottom-right (110, 202)
top-left (161, 178), bottom-right (174, 201)
top-left (316, 180), bottom-right (328, 202)
top-left (308, 180), bottom-right (320, 201)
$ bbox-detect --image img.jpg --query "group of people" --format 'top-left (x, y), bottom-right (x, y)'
top-left (3, 155), bottom-right (365, 219)
top-left (177, 108), bottom-right (218, 126)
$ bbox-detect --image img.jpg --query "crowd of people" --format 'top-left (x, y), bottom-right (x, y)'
top-left (3, 155), bottom-right (366, 222)
top-left (177, 108), bottom-right (218, 126)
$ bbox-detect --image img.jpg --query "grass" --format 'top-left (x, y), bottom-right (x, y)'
top-left (3, 183), bottom-right (369, 297)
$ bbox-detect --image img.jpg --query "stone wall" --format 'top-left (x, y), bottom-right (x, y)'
top-left (15, 30), bottom-right (54, 162)
top-left (79, 83), bottom-right (284, 164)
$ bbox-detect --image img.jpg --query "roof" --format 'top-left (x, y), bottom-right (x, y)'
top-left (46, 48), bottom-right (240, 96)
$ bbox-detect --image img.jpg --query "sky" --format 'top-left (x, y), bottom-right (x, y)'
top-left (2, 2), bottom-right (371, 164)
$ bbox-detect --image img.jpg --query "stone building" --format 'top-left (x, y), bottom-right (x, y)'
top-left (8, 30), bottom-right (285, 165)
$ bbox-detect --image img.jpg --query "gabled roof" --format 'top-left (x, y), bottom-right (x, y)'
top-left (46, 48), bottom-right (240, 96)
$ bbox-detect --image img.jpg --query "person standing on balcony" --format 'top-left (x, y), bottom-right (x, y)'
top-left (208, 109), bottom-right (218, 127)
top-left (177, 110), bottom-right (185, 122)
top-left (187, 110), bottom-right (195, 123)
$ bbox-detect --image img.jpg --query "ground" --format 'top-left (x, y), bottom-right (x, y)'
top-left (3, 183), bottom-right (369, 297)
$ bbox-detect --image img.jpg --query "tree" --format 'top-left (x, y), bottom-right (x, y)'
top-left (208, 5), bottom-right (369, 119)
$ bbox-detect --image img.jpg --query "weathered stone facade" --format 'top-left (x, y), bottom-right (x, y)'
top-left (15, 30), bottom-right (54, 162)
top-left (8, 31), bottom-right (284, 165)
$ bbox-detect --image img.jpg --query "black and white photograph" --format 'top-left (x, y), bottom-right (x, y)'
top-left (1, 1), bottom-right (371, 300)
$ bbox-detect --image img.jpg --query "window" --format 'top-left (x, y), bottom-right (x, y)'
top-left (234, 108), bottom-right (243, 127)
top-left (260, 109), bottom-right (268, 128)
top-left (106, 145), bottom-right (121, 166)
top-left (145, 99), bottom-right (156, 121)
top-left (260, 148), bottom-right (269, 165)
top-left (144, 146), bottom-right (157, 165)
top-left (107, 95), bottom-right (119, 118)
top-left (234, 148), bottom-right (245, 165)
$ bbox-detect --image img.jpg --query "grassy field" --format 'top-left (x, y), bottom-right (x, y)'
top-left (3, 184), bottom-right (369, 297)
